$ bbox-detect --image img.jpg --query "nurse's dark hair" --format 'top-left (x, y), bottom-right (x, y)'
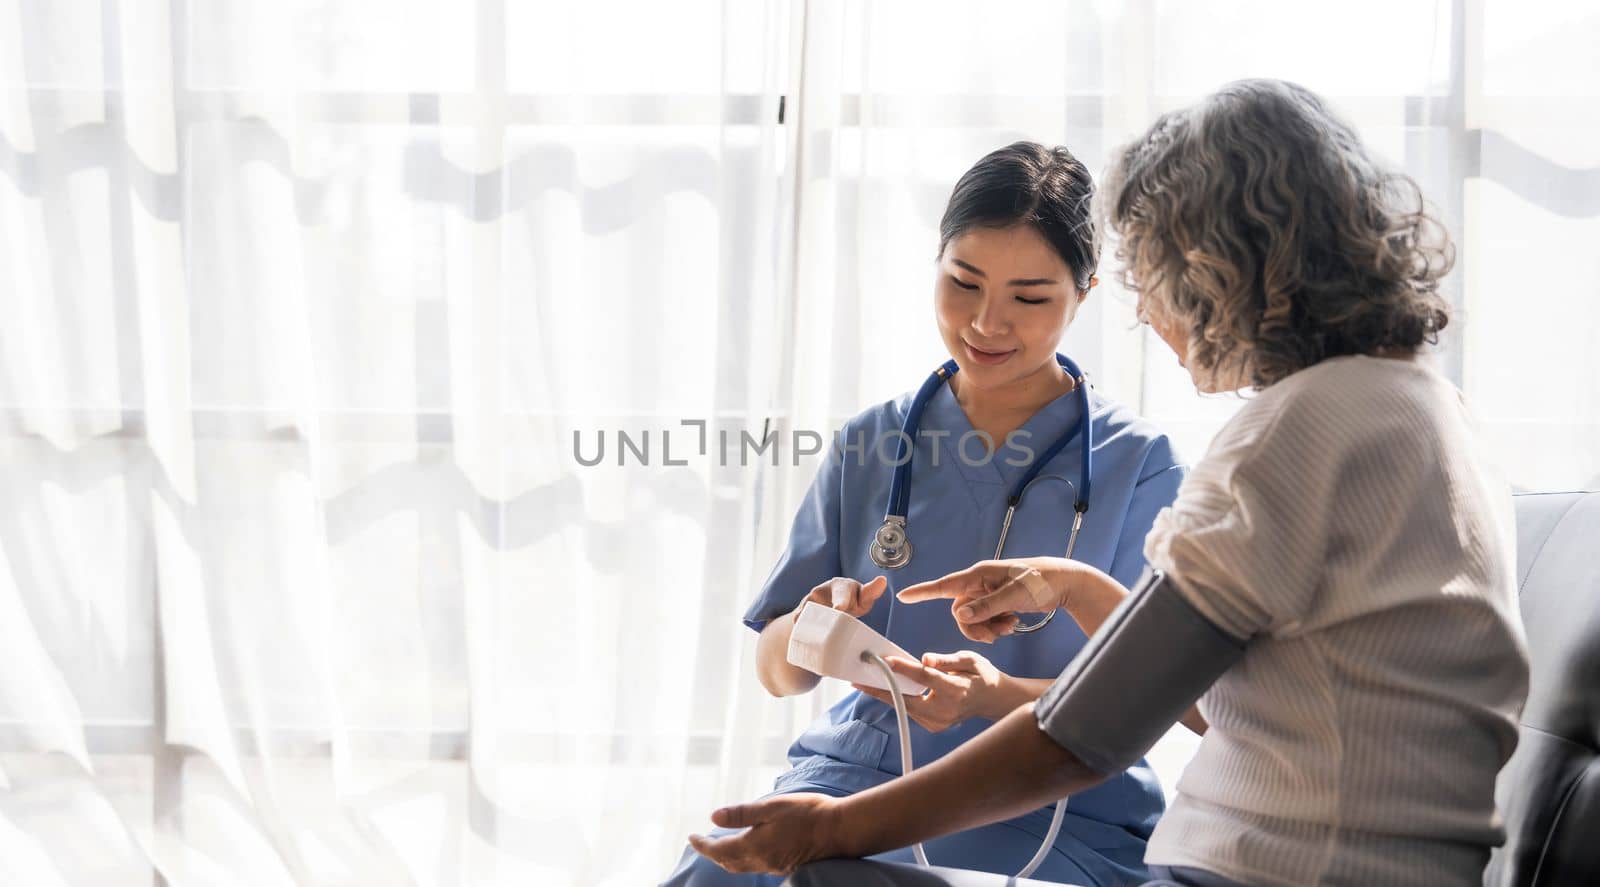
top-left (1104, 78), bottom-right (1454, 390)
top-left (938, 141), bottom-right (1099, 292)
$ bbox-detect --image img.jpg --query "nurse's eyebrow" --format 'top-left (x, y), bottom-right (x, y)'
top-left (950, 258), bottom-right (1059, 287)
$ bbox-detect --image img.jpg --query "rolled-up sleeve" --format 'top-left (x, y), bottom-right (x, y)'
top-left (1141, 406), bottom-right (1332, 639)
top-left (740, 442), bottom-right (845, 633)
top-left (1033, 569), bottom-right (1248, 773)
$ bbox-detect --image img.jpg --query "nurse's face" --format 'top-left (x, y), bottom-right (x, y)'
top-left (935, 225), bottom-right (1085, 392)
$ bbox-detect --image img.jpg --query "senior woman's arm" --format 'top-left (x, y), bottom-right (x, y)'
top-left (690, 569), bottom-right (1249, 875)
top-left (690, 704), bottom-right (1100, 875)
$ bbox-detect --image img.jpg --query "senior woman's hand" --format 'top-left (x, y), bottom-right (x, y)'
top-left (688, 793), bottom-right (846, 875)
top-left (896, 556), bottom-right (1089, 642)
top-left (690, 705), bottom-right (1113, 877)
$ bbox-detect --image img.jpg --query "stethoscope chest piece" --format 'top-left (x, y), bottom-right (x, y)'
top-left (866, 353), bottom-right (1095, 619)
top-left (870, 517), bottom-right (912, 569)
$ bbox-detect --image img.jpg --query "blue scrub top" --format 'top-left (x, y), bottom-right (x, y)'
top-left (743, 377), bottom-right (1186, 845)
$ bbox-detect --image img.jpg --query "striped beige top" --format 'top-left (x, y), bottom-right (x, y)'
top-left (1142, 354), bottom-right (1529, 886)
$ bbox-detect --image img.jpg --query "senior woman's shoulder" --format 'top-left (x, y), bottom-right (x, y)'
top-left (1261, 353), bottom-right (1451, 418)
top-left (1209, 353), bottom-right (1458, 458)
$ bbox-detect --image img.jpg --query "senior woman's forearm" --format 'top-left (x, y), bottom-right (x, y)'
top-left (828, 704), bottom-right (1108, 858)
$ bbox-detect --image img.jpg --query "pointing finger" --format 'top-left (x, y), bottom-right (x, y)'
top-left (897, 563), bottom-right (997, 603)
top-left (955, 567), bottom-right (1056, 623)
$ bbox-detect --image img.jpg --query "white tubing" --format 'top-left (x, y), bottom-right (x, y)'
top-left (864, 651), bottom-right (930, 867)
top-left (1014, 794), bottom-right (1067, 879)
top-left (861, 650), bottom-right (1067, 879)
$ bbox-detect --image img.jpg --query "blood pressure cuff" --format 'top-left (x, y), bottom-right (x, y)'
top-left (1034, 568), bottom-right (1249, 775)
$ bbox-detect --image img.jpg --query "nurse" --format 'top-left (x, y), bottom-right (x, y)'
top-left (662, 142), bottom-right (1186, 886)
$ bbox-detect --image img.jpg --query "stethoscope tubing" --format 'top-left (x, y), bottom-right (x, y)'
top-left (869, 353), bottom-right (1094, 635)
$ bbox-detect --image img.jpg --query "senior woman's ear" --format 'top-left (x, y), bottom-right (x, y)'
top-left (1079, 275), bottom-right (1099, 301)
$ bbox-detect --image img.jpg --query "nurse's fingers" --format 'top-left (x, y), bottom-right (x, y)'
top-left (824, 577), bottom-right (856, 611)
top-left (851, 683), bottom-right (892, 703)
top-left (857, 575), bottom-right (889, 611)
top-left (848, 661), bottom-right (955, 703)
top-left (885, 654), bottom-right (963, 690)
top-left (853, 682), bottom-right (947, 729)
top-left (954, 567), bottom-right (1059, 625)
top-left (953, 612), bottom-right (1019, 644)
top-left (954, 587), bottom-right (1024, 625)
top-left (819, 575), bottom-right (887, 616)
top-left (852, 685), bottom-right (945, 732)
top-left (921, 650), bottom-right (981, 673)
top-left (896, 561), bottom-right (1007, 604)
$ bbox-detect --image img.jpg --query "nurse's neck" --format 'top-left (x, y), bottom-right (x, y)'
top-left (949, 360), bottom-right (1077, 450)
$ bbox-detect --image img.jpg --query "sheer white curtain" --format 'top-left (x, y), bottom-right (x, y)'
top-left (2, 1), bottom-right (791, 884)
top-left (2, 2), bottom-right (1596, 886)
top-left (1460, 2), bottom-right (1600, 491)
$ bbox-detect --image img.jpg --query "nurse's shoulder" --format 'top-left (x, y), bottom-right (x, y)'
top-left (823, 390), bottom-right (920, 471)
top-left (1085, 387), bottom-right (1184, 481)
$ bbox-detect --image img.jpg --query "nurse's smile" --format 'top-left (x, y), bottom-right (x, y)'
top-left (962, 339), bottom-right (1016, 365)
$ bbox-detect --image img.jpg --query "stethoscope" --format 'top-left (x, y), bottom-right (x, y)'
top-left (869, 353), bottom-right (1092, 633)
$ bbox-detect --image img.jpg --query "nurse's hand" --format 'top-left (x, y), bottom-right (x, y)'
top-left (800, 575), bottom-right (889, 619)
top-left (850, 651), bottom-right (1007, 731)
top-left (688, 792), bottom-right (843, 875)
top-left (895, 557), bottom-right (1075, 643)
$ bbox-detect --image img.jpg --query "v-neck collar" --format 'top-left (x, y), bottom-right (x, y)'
top-left (922, 380), bottom-right (1090, 506)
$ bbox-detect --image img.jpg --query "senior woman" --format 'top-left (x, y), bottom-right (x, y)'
top-left (688, 79), bottom-right (1529, 887)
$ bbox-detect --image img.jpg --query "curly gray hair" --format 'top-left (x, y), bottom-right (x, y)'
top-left (1103, 79), bottom-right (1454, 390)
